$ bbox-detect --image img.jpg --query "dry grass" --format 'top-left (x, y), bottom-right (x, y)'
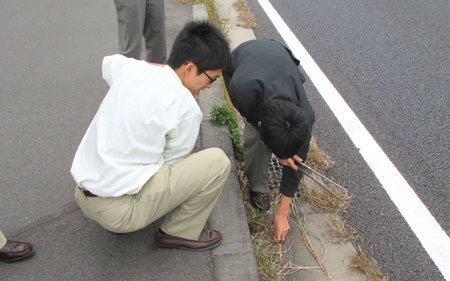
top-left (202, 0), bottom-right (223, 30)
top-left (327, 216), bottom-right (358, 243)
top-left (299, 139), bottom-right (352, 212)
top-left (235, 134), bottom-right (351, 280)
top-left (171, 0), bottom-right (201, 4)
top-left (235, 140), bottom-right (387, 280)
top-left (171, 0), bottom-right (229, 34)
top-left (233, 0), bottom-right (257, 28)
top-left (301, 182), bottom-right (352, 213)
top-left (290, 200), bottom-right (334, 281)
top-left (350, 244), bottom-right (390, 281)
top-left (305, 137), bottom-right (335, 173)
top-left (224, 109), bottom-right (384, 280)
top-left (238, 170), bottom-right (291, 280)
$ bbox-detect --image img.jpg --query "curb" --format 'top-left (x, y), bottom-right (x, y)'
top-left (198, 78), bottom-right (259, 281)
top-left (193, 4), bottom-right (260, 281)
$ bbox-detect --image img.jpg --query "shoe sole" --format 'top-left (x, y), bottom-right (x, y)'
top-left (156, 237), bottom-right (223, 251)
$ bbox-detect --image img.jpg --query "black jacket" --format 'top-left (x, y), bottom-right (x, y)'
top-left (223, 39), bottom-right (315, 197)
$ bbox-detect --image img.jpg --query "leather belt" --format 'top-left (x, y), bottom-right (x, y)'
top-left (83, 190), bottom-right (98, 197)
top-left (78, 186), bottom-right (98, 197)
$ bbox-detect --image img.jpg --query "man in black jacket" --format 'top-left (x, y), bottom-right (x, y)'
top-left (223, 39), bottom-right (315, 242)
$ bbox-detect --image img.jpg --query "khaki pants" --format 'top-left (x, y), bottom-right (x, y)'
top-left (0, 231), bottom-right (6, 248)
top-left (243, 118), bottom-right (273, 194)
top-left (75, 148), bottom-right (230, 240)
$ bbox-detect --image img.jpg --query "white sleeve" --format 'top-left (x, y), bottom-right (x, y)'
top-left (163, 110), bottom-right (202, 164)
top-left (102, 54), bottom-right (129, 86)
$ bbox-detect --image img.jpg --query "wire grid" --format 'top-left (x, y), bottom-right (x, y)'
top-left (239, 156), bottom-right (283, 190)
top-left (268, 156), bottom-right (283, 190)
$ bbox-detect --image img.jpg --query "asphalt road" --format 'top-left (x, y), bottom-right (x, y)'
top-left (0, 0), bottom-right (118, 235)
top-left (0, 0), bottom-right (185, 236)
top-left (246, 0), bottom-right (449, 280)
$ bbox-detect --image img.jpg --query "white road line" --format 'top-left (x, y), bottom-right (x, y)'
top-left (257, 0), bottom-right (450, 279)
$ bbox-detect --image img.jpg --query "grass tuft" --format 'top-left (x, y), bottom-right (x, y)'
top-left (305, 137), bottom-right (335, 173)
top-left (350, 243), bottom-right (390, 281)
top-left (171, 0), bottom-right (201, 4)
top-left (208, 102), bottom-right (243, 161)
top-left (233, 0), bottom-right (257, 28)
top-left (171, 0), bottom-right (229, 34)
top-left (327, 216), bottom-right (358, 243)
top-left (238, 169), bottom-right (291, 280)
top-left (203, 0), bottom-right (229, 34)
top-left (301, 182), bottom-right (352, 213)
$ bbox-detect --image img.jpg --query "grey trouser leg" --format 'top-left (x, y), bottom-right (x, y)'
top-left (114, 0), bottom-right (167, 63)
top-left (243, 118), bottom-right (273, 194)
top-left (143, 0), bottom-right (167, 63)
top-left (0, 231), bottom-right (7, 248)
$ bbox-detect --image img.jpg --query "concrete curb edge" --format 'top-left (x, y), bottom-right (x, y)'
top-left (193, 4), bottom-right (260, 281)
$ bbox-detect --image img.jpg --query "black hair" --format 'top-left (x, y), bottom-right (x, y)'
top-left (167, 20), bottom-right (230, 73)
top-left (259, 99), bottom-right (310, 159)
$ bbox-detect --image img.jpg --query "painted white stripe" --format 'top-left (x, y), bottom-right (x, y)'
top-left (257, 0), bottom-right (450, 279)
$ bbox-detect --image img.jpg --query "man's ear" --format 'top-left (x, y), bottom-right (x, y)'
top-left (258, 121), bottom-right (262, 127)
top-left (184, 62), bottom-right (196, 76)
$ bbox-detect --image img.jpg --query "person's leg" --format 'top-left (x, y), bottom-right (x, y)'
top-left (143, 0), bottom-right (167, 63)
top-left (0, 231), bottom-right (6, 249)
top-left (75, 148), bottom-right (230, 240)
top-left (113, 0), bottom-right (145, 60)
top-left (243, 118), bottom-right (272, 194)
top-left (159, 148), bottom-right (230, 239)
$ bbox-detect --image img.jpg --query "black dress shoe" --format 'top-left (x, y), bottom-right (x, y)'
top-left (250, 191), bottom-right (271, 211)
top-left (155, 228), bottom-right (222, 251)
top-left (0, 240), bottom-right (35, 263)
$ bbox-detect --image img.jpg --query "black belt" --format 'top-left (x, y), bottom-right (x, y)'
top-left (79, 186), bottom-right (98, 197)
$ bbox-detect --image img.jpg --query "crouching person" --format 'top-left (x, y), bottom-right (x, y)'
top-left (70, 21), bottom-right (231, 250)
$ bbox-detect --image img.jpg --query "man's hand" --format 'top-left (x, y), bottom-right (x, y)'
top-left (278, 155), bottom-right (303, 171)
top-left (273, 213), bottom-right (290, 242)
top-left (273, 195), bottom-right (292, 243)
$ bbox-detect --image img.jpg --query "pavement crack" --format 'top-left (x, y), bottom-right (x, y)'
top-left (9, 201), bottom-right (80, 237)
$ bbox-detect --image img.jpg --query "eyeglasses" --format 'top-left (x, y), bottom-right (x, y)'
top-left (202, 71), bottom-right (218, 83)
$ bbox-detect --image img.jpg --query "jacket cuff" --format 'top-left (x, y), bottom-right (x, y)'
top-left (280, 167), bottom-right (303, 197)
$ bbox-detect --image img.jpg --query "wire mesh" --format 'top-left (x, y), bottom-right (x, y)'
top-left (268, 156), bottom-right (282, 190)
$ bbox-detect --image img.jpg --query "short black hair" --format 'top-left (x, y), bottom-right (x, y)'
top-left (259, 99), bottom-right (310, 159)
top-left (167, 20), bottom-right (230, 73)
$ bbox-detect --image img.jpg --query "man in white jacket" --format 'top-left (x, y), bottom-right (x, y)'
top-left (71, 21), bottom-right (231, 251)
